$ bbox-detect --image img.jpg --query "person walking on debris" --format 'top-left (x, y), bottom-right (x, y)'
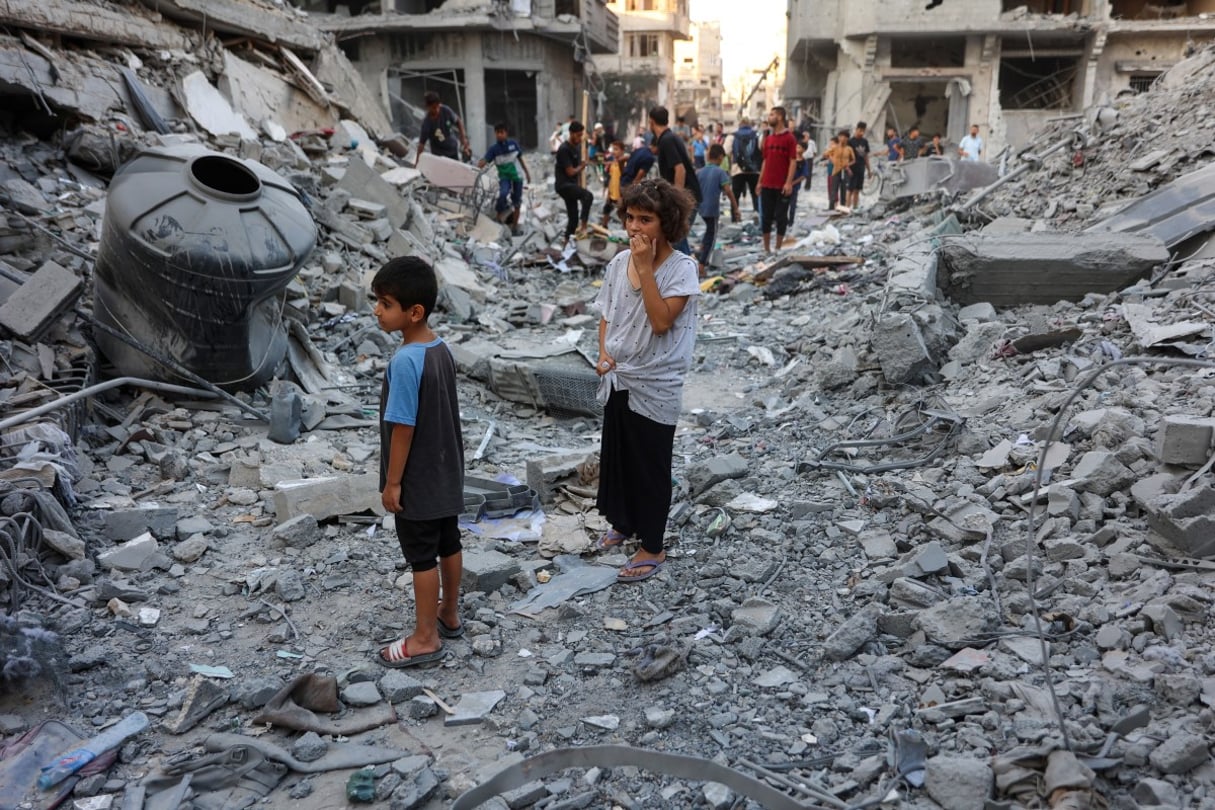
top-left (555, 121), bottom-right (594, 242)
top-left (371, 257), bottom-right (466, 668)
top-left (479, 122), bottom-right (531, 236)
top-left (730, 116), bottom-right (762, 218)
top-left (649, 106), bottom-right (703, 254)
top-left (620, 135), bottom-right (656, 188)
top-left (846, 121), bottom-right (872, 210)
top-left (695, 143), bottom-right (740, 277)
top-left (601, 140), bottom-right (626, 227)
top-left (415, 91), bottom-right (470, 165)
top-left (593, 178), bottom-right (699, 584)
top-left (589, 122), bottom-right (609, 185)
top-left (786, 141), bottom-right (810, 227)
top-left (958, 123), bottom-right (984, 161)
top-left (824, 130), bottom-right (854, 211)
top-left (758, 105), bottom-right (798, 253)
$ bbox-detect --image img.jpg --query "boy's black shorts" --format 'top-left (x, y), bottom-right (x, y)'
top-left (393, 514), bottom-right (461, 572)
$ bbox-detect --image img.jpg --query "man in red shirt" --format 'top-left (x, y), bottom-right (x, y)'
top-left (758, 106), bottom-right (798, 253)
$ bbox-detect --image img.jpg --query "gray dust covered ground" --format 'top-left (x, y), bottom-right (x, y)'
top-left (4, 6), bottom-right (1215, 810)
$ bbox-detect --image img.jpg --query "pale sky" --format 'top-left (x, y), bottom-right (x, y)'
top-left (690, 0), bottom-right (787, 104)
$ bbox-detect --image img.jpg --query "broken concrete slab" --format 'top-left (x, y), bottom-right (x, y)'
top-left (0, 2), bottom-right (195, 50)
top-left (872, 313), bottom-right (934, 384)
top-left (136, 0), bottom-right (328, 53)
top-left (462, 548), bottom-right (522, 594)
top-left (445, 690), bottom-right (506, 727)
top-left (1156, 415), bottom-right (1215, 468)
top-left (525, 450), bottom-right (595, 504)
top-left (220, 51), bottom-right (337, 140)
top-left (1089, 162), bottom-right (1215, 250)
top-left (337, 156), bottom-right (411, 229)
top-left (0, 260), bottom-right (82, 340)
top-left (1144, 483), bottom-right (1215, 557)
top-left (434, 256), bottom-right (488, 305)
top-left (1072, 450), bottom-right (1135, 496)
top-left (272, 473), bottom-right (382, 523)
top-left (97, 532), bottom-right (161, 572)
top-left (181, 70), bottom-right (257, 140)
top-left (937, 231), bottom-right (1169, 306)
top-left (312, 45), bottom-right (392, 140)
top-left (687, 453), bottom-right (748, 498)
top-left (881, 155), bottom-right (999, 201)
top-left (914, 596), bottom-right (998, 649)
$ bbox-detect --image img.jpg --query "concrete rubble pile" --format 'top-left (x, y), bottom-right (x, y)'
top-left (1, 1), bottom-right (1215, 807)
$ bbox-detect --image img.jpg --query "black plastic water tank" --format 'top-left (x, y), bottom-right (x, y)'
top-left (94, 143), bottom-right (316, 391)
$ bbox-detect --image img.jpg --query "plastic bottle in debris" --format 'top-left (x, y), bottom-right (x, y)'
top-left (346, 766), bottom-right (376, 802)
top-left (39, 711), bottom-right (149, 789)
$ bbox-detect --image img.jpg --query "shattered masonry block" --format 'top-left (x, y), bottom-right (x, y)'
top-left (686, 453), bottom-right (748, 498)
top-left (526, 450), bottom-right (596, 503)
top-left (1156, 415), bottom-right (1215, 468)
top-left (336, 156), bottom-right (410, 228)
top-left (97, 533), bottom-right (161, 572)
top-left (272, 513), bottom-right (322, 548)
top-left (1145, 483), bottom-right (1215, 556)
top-left (272, 473), bottom-right (381, 523)
top-left (104, 507), bottom-right (179, 541)
top-left (872, 313), bottom-right (934, 385)
top-left (462, 548), bottom-right (521, 594)
top-left (938, 231), bottom-right (1168, 306)
top-left (0, 260), bottom-right (83, 339)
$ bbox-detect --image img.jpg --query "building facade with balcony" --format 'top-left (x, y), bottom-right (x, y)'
top-left (673, 21), bottom-right (724, 128)
top-left (598, 0), bottom-right (691, 139)
top-left (784, 0), bottom-right (1215, 155)
top-left (301, 0), bottom-right (619, 154)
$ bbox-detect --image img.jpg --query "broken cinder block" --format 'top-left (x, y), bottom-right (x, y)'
top-left (1156, 415), bottom-right (1215, 468)
top-left (526, 450), bottom-right (597, 503)
top-left (272, 473), bottom-right (382, 523)
top-left (0, 260), bottom-right (83, 340)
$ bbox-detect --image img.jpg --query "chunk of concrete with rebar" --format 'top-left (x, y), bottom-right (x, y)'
top-left (937, 231), bottom-right (1168, 306)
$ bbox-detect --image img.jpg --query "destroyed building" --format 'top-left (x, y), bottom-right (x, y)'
top-left (785, 0), bottom-right (1215, 150)
top-left (305, 0), bottom-right (620, 153)
top-left (673, 20), bottom-right (725, 126)
top-left (4, 0), bottom-right (1215, 808)
top-left (599, 0), bottom-right (692, 134)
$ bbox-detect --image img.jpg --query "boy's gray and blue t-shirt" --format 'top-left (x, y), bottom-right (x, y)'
top-left (379, 338), bottom-right (465, 520)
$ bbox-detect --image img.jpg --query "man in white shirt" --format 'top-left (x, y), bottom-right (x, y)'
top-left (958, 124), bottom-right (984, 162)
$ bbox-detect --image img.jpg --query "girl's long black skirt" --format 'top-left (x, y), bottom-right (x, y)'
top-left (596, 388), bottom-right (676, 554)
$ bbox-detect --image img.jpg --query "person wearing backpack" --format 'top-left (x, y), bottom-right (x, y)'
top-left (730, 117), bottom-right (761, 218)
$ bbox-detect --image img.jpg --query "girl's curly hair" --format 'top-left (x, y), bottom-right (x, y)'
top-left (618, 178), bottom-right (696, 244)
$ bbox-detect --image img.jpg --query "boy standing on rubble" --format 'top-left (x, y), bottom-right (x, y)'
top-left (479, 122), bottom-right (531, 236)
top-left (695, 144), bottom-right (740, 277)
top-left (555, 121), bottom-right (594, 242)
top-left (601, 140), bottom-right (625, 227)
top-left (371, 257), bottom-right (465, 668)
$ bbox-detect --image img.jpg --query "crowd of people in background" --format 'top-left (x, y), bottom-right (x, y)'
top-left (413, 89), bottom-right (987, 262)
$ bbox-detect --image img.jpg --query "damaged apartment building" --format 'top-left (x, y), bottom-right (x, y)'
top-left (784, 0), bottom-right (1215, 152)
top-left (301, 0), bottom-right (619, 153)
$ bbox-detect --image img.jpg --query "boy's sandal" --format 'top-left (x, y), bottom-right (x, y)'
top-left (376, 638), bottom-right (444, 669)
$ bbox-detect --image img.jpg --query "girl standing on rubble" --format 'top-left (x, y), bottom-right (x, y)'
top-left (593, 178), bottom-right (699, 583)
